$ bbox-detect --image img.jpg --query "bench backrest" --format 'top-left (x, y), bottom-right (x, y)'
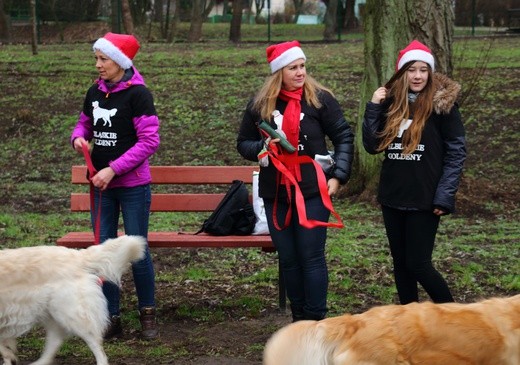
top-left (70, 165), bottom-right (259, 212)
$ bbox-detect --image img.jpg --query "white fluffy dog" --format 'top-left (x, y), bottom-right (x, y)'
top-left (0, 235), bottom-right (147, 365)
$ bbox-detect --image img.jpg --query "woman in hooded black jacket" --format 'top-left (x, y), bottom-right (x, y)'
top-left (237, 41), bottom-right (354, 321)
top-left (362, 40), bottom-right (466, 304)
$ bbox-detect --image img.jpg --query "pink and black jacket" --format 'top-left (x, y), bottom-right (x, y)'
top-left (71, 66), bottom-right (160, 189)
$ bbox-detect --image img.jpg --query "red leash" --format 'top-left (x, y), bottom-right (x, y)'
top-left (266, 144), bottom-right (344, 230)
top-left (81, 142), bottom-right (101, 244)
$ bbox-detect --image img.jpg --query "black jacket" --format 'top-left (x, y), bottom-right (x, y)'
top-left (237, 90), bottom-right (354, 200)
top-left (362, 73), bottom-right (466, 213)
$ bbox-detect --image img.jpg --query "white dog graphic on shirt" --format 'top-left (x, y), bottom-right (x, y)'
top-left (92, 101), bottom-right (117, 127)
top-left (398, 118), bottom-right (412, 138)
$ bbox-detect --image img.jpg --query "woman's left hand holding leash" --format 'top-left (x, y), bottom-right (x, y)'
top-left (91, 167), bottom-right (115, 191)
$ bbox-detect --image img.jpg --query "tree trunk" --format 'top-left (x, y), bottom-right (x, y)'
top-left (84, 0), bottom-right (102, 21)
top-left (408, 0), bottom-right (455, 75)
top-left (111, 0), bottom-right (121, 33)
top-left (162, 0), bottom-right (170, 39)
top-left (352, 0), bottom-right (455, 196)
top-left (254, 0), bottom-right (265, 24)
top-left (188, 0), bottom-right (215, 42)
top-left (153, 0), bottom-right (164, 38)
top-left (154, 0), bottom-right (164, 22)
top-left (292, 0), bottom-right (305, 23)
top-left (0, 0), bottom-right (11, 43)
top-left (244, 0), bottom-right (253, 24)
top-left (343, 0), bottom-right (357, 30)
top-left (30, 0), bottom-right (38, 55)
top-left (229, 0), bottom-right (244, 43)
top-left (168, 0), bottom-right (181, 43)
top-left (121, 0), bottom-right (135, 34)
top-left (188, 0), bottom-right (204, 42)
top-left (323, 0), bottom-right (337, 41)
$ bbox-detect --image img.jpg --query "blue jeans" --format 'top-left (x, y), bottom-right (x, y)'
top-left (92, 184), bottom-right (156, 316)
top-left (264, 195), bottom-right (330, 319)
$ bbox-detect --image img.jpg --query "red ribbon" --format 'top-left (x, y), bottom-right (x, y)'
top-left (81, 142), bottom-right (101, 244)
top-left (267, 145), bottom-right (344, 230)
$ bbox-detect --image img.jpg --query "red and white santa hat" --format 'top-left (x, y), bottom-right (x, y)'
top-left (93, 32), bottom-right (140, 69)
top-left (266, 40), bottom-right (306, 74)
top-left (396, 40), bottom-right (435, 72)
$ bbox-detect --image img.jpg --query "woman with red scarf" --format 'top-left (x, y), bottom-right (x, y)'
top-left (237, 41), bottom-right (354, 321)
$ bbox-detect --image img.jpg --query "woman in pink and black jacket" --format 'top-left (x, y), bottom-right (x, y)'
top-left (71, 32), bottom-right (160, 340)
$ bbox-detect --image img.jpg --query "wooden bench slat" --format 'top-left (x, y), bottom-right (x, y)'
top-left (72, 165), bottom-right (259, 184)
top-left (57, 231), bottom-right (274, 249)
top-left (71, 193), bottom-right (231, 212)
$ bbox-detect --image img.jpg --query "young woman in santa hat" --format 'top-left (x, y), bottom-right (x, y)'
top-left (71, 32), bottom-right (160, 340)
top-left (237, 41), bottom-right (354, 321)
top-left (363, 40), bottom-right (466, 304)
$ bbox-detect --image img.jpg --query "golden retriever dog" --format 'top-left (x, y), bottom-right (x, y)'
top-left (264, 295), bottom-right (520, 365)
top-left (0, 235), bottom-right (147, 365)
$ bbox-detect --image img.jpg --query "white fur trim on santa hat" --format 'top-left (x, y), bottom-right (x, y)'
top-left (397, 49), bottom-right (435, 72)
top-left (269, 47), bottom-right (306, 73)
top-left (93, 37), bottom-right (133, 69)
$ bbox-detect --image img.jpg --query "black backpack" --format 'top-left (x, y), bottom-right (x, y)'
top-left (196, 180), bottom-right (256, 236)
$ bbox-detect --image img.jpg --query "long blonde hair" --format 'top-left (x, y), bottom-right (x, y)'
top-left (252, 71), bottom-right (334, 121)
top-left (378, 65), bottom-right (435, 154)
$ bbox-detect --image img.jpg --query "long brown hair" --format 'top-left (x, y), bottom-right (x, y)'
top-left (378, 64), bottom-right (435, 154)
top-left (252, 70), bottom-right (333, 121)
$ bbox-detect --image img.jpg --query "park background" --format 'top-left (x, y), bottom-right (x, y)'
top-left (1, 1), bottom-right (519, 364)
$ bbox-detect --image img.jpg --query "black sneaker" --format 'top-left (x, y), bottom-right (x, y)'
top-left (104, 315), bottom-right (123, 340)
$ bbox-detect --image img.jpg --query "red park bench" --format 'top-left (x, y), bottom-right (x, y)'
top-left (56, 165), bottom-right (285, 310)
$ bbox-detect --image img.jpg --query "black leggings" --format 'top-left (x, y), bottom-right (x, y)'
top-left (382, 205), bottom-right (454, 304)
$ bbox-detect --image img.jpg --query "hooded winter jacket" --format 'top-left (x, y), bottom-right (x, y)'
top-left (71, 67), bottom-right (160, 189)
top-left (237, 90), bottom-right (354, 200)
top-left (362, 73), bottom-right (466, 213)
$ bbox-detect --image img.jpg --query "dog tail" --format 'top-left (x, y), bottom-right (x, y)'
top-left (80, 235), bottom-right (147, 285)
top-left (263, 320), bottom-right (335, 365)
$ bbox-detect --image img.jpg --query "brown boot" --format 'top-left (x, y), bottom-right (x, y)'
top-left (104, 315), bottom-right (123, 340)
top-left (139, 307), bottom-right (159, 340)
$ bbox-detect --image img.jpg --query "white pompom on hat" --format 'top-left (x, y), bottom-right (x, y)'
top-left (396, 40), bottom-right (435, 72)
top-left (266, 40), bottom-right (306, 74)
top-left (93, 32), bottom-right (140, 69)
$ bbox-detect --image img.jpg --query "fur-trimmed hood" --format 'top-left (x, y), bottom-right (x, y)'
top-left (432, 73), bottom-right (461, 115)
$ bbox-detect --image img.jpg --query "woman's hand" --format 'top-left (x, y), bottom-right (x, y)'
top-left (433, 208), bottom-right (446, 216)
top-left (268, 138), bottom-right (281, 146)
top-left (327, 178), bottom-right (340, 197)
top-left (73, 137), bottom-right (88, 153)
top-left (371, 87), bottom-right (387, 104)
top-left (91, 166), bottom-right (116, 191)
